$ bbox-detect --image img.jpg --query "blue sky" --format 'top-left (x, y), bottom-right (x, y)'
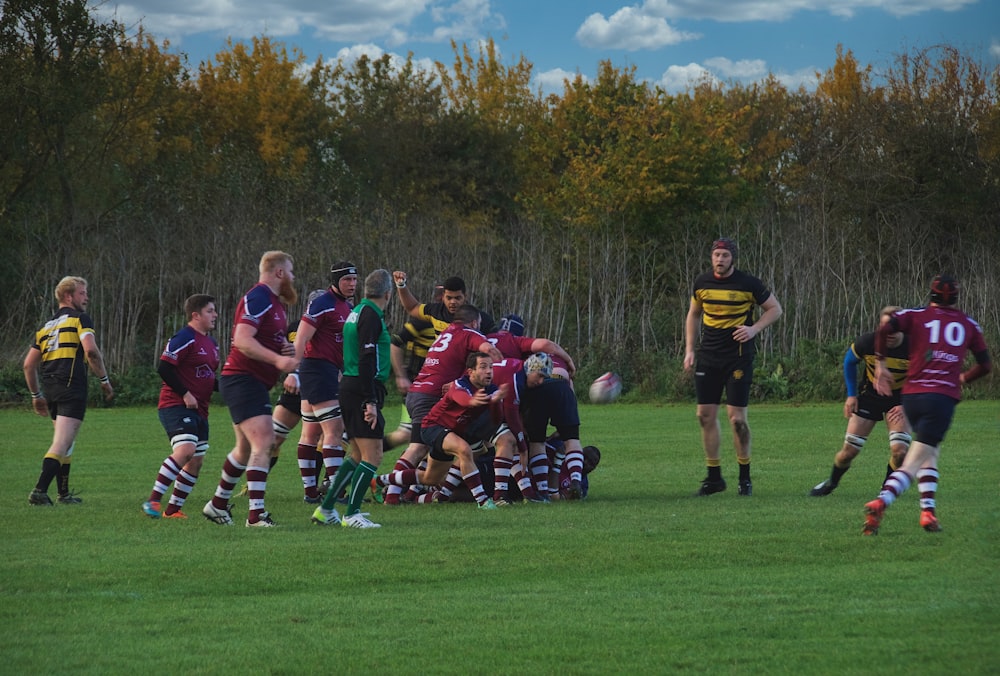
top-left (97, 0), bottom-right (999, 94)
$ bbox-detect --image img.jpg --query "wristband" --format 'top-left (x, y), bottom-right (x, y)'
top-left (30, 391), bottom-right (42, 399)
top-left (100, 375), bottom-right (110, 384)
top-left (395, 279), bottom-right (406, 288)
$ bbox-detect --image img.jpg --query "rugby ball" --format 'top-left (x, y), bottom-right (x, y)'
top-left (589, 372), bottom-right (622, 404)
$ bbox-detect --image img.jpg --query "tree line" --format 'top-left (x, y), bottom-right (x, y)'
top-left (2, 0), bottom-right (998, 401)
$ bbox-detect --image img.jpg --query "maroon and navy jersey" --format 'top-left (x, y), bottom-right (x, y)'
top-left (487, 332), bottom-right (535, 360)
top-left (890, 305), bottom-right (989, 401)
top-left (491, 358), bottom-right (527, 406)
top-left (422, 375), bottom-right (499, 433)
top-left (222, 283), bottom-right (288, 387)
top-left (158, 326), bottom-right (220, 418)
top-left (301, 289), bottom-right (352, 367)
top-left (409, 324), bottom-right (489, 396)
top-left (491, 358), bottom-right (528, 452)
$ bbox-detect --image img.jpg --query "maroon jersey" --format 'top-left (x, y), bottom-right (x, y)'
top-left (487, 332), bottom-right (535, 360)
top-left (158, 326), bottom-right (220, 418)
top-left (222, 283), bottom-right (288, 387)
top-left (422, 374), bottom-right (499, 433)
top-left (491, 358), bottom-right (528, 453)
top-left (887, 305), bottom-right (989, 400)
top-left (409, 324), bottom-right (489, 396)
top-left (301, 289), bottom-right (352, 367)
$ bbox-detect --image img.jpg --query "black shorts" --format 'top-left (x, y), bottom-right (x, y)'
top-left (902, 393), bottom-right (957, 447)
top-left (694, 354), bottom-right (754, 407)
top-left (854, 388), bottom-right (902, 422)
top-left (158, 406), bottom-right (210, 454)
top-left (219, 374), bottom-right (272, 424)
top-left (275, 390), bottom-right (302, 415)
top-left (521, 378), bottom-right (580, 442)
top-left (422, 424), bottom-right (454, 461)
top-left (299, 358), bottom-right (341, 403)
top-left (340, 377), bottom-right (386, 440)
top-left (42, 381), bottom-right (87, 421)
top-left (423, 403), bottom-right (501, 461)
top-left (405, 391), bottom-right (439, 444)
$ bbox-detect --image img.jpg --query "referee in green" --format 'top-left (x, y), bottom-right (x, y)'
top-left (312, 269), bottom-right (393, 529)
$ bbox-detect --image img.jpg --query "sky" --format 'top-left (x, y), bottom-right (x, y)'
top-left (95, 0), bottom-right (1000, 94)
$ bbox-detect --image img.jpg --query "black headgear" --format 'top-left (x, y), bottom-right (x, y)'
top-left (329, 261), bottom-right (358, 292)
top-left (498, 314), bottom-right (525, 337)
top-left (711, 237), bottom-right (738, 258)
top-left (930, 274), bottom-right (959, 306)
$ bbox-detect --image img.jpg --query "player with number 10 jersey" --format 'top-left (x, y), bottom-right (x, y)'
top-left (885, 306), bottom-right (988, 401)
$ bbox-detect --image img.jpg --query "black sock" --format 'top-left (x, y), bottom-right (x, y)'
top-left (738, 463), bottom-right (751, 482)
top-left (36, 457), bottom-right (61, 493)
top-left (831, 464), bottom-right (849, 486)
top-left (883, 463), bottom-right (894, 482)
top-left (57, 462), bottom-right (71, 496)
top-left (707, 465), bottom-right (722, 481)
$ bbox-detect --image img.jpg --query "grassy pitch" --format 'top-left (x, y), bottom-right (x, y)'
top-left (2, 402), bottom-right (999, 673)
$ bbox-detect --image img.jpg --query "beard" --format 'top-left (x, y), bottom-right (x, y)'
top-left (713, 262), bottom-right (734, 279)
top-left (279, 276), bottom-right (298, 306)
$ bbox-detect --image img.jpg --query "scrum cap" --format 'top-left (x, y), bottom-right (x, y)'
top-left (930, 274), bottom-right (959, 306)
top-left (330, 261), bottom-right (358, 288)
top-left (523, 352), bottom-right (553, 378)
top-left (711, 237), bottom-right (738, 258)
top-left (499, 314), bottom-right (525, 337)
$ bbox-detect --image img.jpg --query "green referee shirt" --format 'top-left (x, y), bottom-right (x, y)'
top-left (342, 298), bottom-right (391, 392)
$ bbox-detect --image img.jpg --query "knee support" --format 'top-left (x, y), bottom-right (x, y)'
top-left (170, 433), bottom-right (199, 451)
top-left (489, 423), bottom-right (511, 447)
top-left (889, 431), bottom-right (912, 450)
top-left (274, 418), bottom-right (297, 436)
top-left (844, 433), bottom-right (867, 452)
top-left (312, 405), bottom-right (341, 423)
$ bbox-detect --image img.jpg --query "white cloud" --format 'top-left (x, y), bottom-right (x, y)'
top-left (535, 67), bottom-right (588, 94)
top-left (771, 66), bottom-right (822, 90)
top-left (703, 56), bottom-right (767, 79)
top-left (990, 41), bottom-right (1000, 59)
top-left (576, 6), bottom-right (700, 50)
top-left (99, 0), bottom-right (509, 55)
top-left (638, 0), bottom-right (978, 22)
top-left (656, 63), bottom-right (717, 93)
top-left (334, 42), bottom-right (388, 63)
top-left (328, 43), bottom-right (439, 80)
top-left (425, 0), bottom-right (505, 43)
top-left (654, 58), bottom-right (819, 93)
top-left (98, 1), bottom-right (437, 46)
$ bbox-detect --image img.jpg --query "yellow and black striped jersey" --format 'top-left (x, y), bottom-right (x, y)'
top-left (391, 317), bottom-right (437, 379)
top-left (852, 331), bottom-right (909, 395)
top-left (692, 269), bottom-right (772, 359)
top-left (32, 307), bottom-right (96, 390)
top-left (416, 302), bottom-right (497, 335)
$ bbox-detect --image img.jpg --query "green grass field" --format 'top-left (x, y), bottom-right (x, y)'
top-left (2, 402), bottom-right (999, 674)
